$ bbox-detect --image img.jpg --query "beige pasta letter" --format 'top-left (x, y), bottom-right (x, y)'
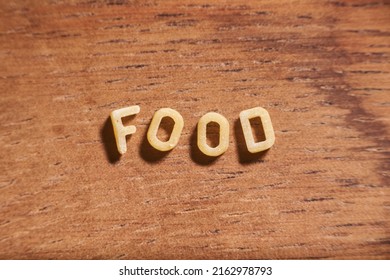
top-left (147, 108), bottom-right (184, 152)
top-left (239, 107), bottom-right (275, 153)
top-left (110, 105), bottom-right (140, 155)
top-left (197, 112), bottom-right (229, 157)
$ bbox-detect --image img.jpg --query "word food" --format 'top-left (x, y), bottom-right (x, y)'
top-left (110, 106), bottom-right (275, 157)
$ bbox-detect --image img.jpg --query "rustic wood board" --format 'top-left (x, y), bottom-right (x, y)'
top-left (1, 0), bottom-right (389, 259)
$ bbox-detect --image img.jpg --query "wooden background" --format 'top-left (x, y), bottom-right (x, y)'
top-left (1, 0), bottom-right (389, 259)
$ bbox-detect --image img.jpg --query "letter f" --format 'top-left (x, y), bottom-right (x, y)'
top-left (110, 105), bottom-right (140, 155)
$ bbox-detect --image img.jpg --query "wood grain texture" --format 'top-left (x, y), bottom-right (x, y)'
top-left (0, 0), bottom-right (389, 259)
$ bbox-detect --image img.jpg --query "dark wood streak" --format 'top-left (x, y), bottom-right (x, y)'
top-left (326, 4), bottom-right (390, 187)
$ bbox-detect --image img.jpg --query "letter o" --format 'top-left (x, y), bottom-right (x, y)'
top-left (197, 112), bottom-right (229, 157)
top-left (147, 108), bottom-right (184, 152)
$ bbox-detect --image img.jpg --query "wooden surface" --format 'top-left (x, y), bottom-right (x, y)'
top-left (1, 0), bottom-right (389, 259)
